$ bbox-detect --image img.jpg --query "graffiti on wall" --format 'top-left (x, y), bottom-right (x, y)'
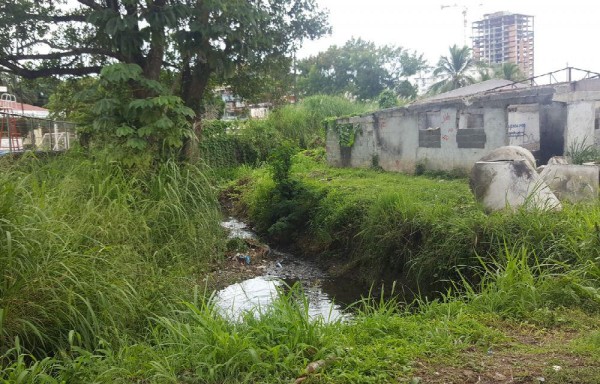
top-left (507, 104), bottom-right (540, 151)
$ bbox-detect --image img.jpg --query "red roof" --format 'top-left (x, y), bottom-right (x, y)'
top-left (1, 102), bottom-right (48, 112)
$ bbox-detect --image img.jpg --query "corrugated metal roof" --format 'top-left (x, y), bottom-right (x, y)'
top-left (413, 79), bottom-right (529, 105)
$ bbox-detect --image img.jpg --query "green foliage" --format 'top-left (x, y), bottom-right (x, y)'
top-left (235, 154), bottom-right (600, 295)
top-left (458, 247), bottom-right (600, 322)
top-left (566, 138), bottom-right (600, 164)
top-left (1, 153), bottom-right (600, 382)
top-left (0, 151), bottom-right (224, 357)
top-left (45, 77), bottom-right (99, 123)
top-left (88, 63), bottom-right (194, 166)
top-left (494, 62), bottom-right (526, 81)
top-left (269, 142), bottom-right (297, 191)
top-left (297, 38), bottom-right (426, 100)
top-left (430, 44), bottom-right (476, 94)
top-left (239, 143), bottom-right (321, 243)
top-left (328, 121), bottom-right (361, 147)
top-left (377, 89), bottom-right (399, 109)
top-left (0, 73), bottom-right (59, 107)
top-left (199, 120), bottom-right (260, 168)
top-left (0, 0), bottom-right (330, 121)
top-left (265, 95), bottom-right (374, 149)
top-left (198, 95), bottom-right (374, 169)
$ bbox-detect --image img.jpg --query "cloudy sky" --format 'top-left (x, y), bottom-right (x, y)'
top-left (297, 0), bottom-right (600, 80)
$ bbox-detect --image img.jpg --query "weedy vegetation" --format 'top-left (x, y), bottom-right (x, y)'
top-left (1, 95), bottom-right (600, 382)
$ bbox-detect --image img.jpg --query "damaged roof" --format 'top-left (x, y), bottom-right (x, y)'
top-left (412, 79), bottom-right (529, 105)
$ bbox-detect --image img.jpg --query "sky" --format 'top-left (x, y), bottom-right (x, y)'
top-left (297, 0), bottom-right (600, 81)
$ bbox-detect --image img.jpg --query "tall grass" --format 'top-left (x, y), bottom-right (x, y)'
top-left (264, 95), bottom-right (376, 148)
top-left (233, 151), bottom-right (600, 294)
top-left (0, 281), bottom-right (505, 383)
top-left (456, 246), bottom-right (600, 320)
top-left (199, 95), bottom-right (376, 168)
top-left (0, 151), bottom-right (224, 357)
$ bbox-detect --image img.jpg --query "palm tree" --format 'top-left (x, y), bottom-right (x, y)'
top-left (475, 61), bottom-right (493, 82)
top-left (494, 62), bottom-right (526, 81)
top-left (429, 45), bottom-right (475, 94)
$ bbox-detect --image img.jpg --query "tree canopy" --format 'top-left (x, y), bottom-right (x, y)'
top-left (0, 0), bottom-right (329, 115)
top-left (296, 38), bottom-right (427, 101)
top-left (0, 0), bottom-right (329, 162)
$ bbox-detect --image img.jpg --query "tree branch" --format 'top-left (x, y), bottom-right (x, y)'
top-left (5, 48), bottom-right (125, 62)
top-left (50, 14), bottom-right (88, 23)
top-left (0, 60), bottom-right (102, 79)
top-left (76, 0), bottom-right (103, 11)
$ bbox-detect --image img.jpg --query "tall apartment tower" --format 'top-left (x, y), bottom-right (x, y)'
top-left (472, 12), bottom-right (534, 78)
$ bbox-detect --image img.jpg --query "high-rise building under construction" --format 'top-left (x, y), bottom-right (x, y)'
top-left (472, 12), bottom-right (534, 78)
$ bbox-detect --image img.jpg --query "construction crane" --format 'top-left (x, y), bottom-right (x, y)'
top-left (441, 3), bottom-right (482, 46)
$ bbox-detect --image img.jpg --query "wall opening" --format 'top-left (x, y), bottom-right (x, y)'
top-left (418, 111), bottom-right (441, 148)
top-left (457, 110), bottom-right (486, 148)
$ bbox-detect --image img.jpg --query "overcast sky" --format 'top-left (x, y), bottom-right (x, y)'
top-left (297, 0), bottom-right (600, 80)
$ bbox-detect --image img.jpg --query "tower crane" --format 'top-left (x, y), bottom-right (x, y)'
top-left (441, 3), bottom-right (482, 46)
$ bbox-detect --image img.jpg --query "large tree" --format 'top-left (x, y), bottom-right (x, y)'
top-left (0, 0), bottom-right (329, 157)
top-left (297, 38), bottom-right (427, 101)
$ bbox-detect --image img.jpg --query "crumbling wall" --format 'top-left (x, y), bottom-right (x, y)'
top-left (507, 103), bottom-right (540, 151)
top-left (374, 109), bottom-right (418, 172)
top-left (327, 79), bottom-right (600, 173)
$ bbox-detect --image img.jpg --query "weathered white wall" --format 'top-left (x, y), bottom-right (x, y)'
top-left (507, 104), bottom-right (540, 151)
top-left (416, 107), bottom-right (507, 171)
top-left (595, 102), bottom-right (600, 146)
top-left (376, 109), bottom-right (418, 172)
top-left (327, 80), bottom-right (600, 173)
top-left (564, 102), bottom-right (595, 151)
top-left (326, 106), bottom-right (509, 173)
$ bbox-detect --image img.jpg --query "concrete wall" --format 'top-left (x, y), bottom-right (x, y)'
top-left (327, 79), bottom-right (600, 173)
top-left (564, 101), bottom-right (595, 151)
top-left (327, 105), bottom-right (509, 173)
top-left (507, 103), bottom-right (540, 151)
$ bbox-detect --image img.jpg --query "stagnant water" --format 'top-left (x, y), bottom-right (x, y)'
top-left (216, 218), bottom-right (370, 322)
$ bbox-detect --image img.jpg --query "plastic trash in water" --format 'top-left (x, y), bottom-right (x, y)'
top-left (237, 254), bottom-right (251, 265)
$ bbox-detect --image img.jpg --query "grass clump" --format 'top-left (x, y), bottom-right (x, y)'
top-left (0, 151), bottom-right (224, 357)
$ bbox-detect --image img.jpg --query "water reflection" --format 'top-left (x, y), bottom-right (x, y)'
top-left (214, 276), bottom-right (349, 323)
top-left (217, 217), bottom-right (365, 323)
top-left (220, 217), bottom-right (257, 239)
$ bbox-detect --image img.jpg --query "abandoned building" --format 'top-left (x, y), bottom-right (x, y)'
top-left (326, 75), bottom-right (600, 173)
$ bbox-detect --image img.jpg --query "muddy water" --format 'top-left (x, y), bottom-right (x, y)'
top-left (216, 218), bottom-right (368, 322)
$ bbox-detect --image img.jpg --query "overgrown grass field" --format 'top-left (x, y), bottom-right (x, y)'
top-left (1, 95), bottom-right (600, 382)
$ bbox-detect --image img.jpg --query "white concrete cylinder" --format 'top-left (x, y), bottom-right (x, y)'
top-left (471, 160), bottom-right (562, 212)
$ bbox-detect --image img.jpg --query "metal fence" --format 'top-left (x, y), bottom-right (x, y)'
top-left (0, 112), bottom-right (77, 154)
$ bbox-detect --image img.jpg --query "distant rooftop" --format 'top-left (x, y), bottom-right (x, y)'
top-left (412, 79), bottom-right (528, 105)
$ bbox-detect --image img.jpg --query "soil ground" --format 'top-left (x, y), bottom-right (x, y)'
top-left (412, 316), bottom-right (600, 384)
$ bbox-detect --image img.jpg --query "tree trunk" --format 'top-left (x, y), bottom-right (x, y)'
top-left (182, 118), bottom-right (202, 162)
top-left (180, 56), bottom-right (212, 162)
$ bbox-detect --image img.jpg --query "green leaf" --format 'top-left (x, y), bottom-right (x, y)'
top-left (126, 137), bottom-right (147, 149)
top-left (115, 125), bottom-right (135, 137)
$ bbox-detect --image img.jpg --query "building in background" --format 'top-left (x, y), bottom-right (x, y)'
top-left (472, 12), bottom-right (534, 78)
